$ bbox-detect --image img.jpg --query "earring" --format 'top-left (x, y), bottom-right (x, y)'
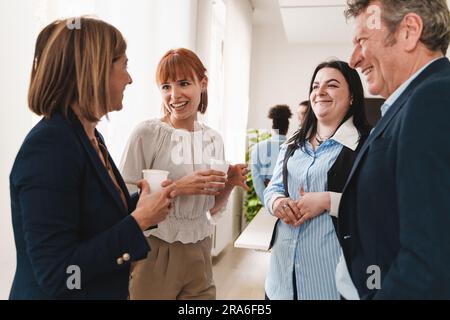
top-left (200, 93), bottom-right (205, 112)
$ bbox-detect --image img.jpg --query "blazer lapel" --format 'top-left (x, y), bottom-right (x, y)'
top-left (96, 133), bottom-right (134, 211)
top-left (342, 58), bottom-right (450, 193)
top-left (110, 160), bottom-right (133, 211)
top-left (68, 110), bottom-right (128, 214)
top-left (342, 96), bottom-right (407, 192)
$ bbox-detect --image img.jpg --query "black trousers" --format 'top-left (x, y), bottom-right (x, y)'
top-left (293, 270), bottom-right (298, 300)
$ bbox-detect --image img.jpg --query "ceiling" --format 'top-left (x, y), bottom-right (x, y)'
top-left (251, 0), bottom-right (450, 45)
top-left (251, 0), bottom-right (282, 26)
top-left (279, 0), bottom-right (351, 44)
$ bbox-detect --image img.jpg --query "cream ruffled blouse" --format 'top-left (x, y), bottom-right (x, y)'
top-left (120, 118), bottom-right (225, 244)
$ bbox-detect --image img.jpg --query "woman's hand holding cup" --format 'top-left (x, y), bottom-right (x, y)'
top-left (170, 169), bottom-right (227, 197)
top-left (132, 179), bottom-right (175, 231)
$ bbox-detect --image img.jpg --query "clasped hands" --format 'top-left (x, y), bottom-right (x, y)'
top-left (273, 187), bottom-right (331, 227)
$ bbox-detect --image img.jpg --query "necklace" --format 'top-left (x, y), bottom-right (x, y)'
top-left (315, 128), bottom-right (337, 146)
top-left (315, 133), bottom-right (327, 146)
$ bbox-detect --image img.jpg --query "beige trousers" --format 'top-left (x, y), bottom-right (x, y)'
top-left (129, 235), bottom-right (216, 300)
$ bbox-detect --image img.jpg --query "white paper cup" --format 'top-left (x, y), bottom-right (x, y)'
top-left (209, 159), bottom-right (229, 176)
top-left (142, 169), bottom-right (169, 193)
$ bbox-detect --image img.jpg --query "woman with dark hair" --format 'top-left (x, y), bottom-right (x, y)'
top-left (250, 104), bottom-right (292, 203)
top-left (263, 60), bottom-right (370, 300)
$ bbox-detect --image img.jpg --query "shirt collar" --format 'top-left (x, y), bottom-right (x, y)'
top-left (330, 116), bottom-right (359, 151)
top-left (381, 57), bottom-right (445, 116)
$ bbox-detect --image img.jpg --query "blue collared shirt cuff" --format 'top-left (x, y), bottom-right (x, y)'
top-left (267, 193), bottom-right (285, 216)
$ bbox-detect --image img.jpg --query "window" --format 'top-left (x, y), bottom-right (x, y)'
top-left (202, 0), bottom-right (226, 134)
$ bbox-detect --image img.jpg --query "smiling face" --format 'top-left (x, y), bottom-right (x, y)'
top-left (349, 3), bottom-right (402, 98)
top-left (109, 54), bottom-right (132, 112)
top-left (159, 74), bottom-right (207, 123)
top-left (310, 67), bottom-right (352, 124)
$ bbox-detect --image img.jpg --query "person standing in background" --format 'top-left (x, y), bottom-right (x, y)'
top-left (297, 100), bottom-right (309, 126)
top-left (250, 104), bottom-right (292, 204)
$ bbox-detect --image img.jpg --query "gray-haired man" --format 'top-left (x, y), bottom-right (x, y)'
top-left (337, 0), bottom-right (450, 299)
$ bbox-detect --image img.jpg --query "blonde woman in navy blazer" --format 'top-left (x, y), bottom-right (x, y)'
top-left (9, 17), bottom-right (174, 299)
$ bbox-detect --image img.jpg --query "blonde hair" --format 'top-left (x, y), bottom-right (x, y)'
top-left (28, 17), bottom-right (127, 121)
top-left (156, 48), bottom-right (208, 114)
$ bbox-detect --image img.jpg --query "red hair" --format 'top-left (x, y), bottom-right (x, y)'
top-left (156, 48), bottom-right (208, 114)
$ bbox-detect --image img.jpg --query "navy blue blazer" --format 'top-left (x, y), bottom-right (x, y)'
top-left (338, 58), bottom-right (450, 299)
top-left (9, 110), bottom-right (150, 299)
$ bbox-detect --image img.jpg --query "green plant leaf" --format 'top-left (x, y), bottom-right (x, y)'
top-left (243, 128), bottom-right (272, 222)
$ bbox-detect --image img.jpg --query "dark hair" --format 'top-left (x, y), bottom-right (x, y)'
top-left (299, 100), bottom-right (309, 107)
top-left (345, 0), bottom-right (450, 55)
top-left (289, 60), bottom-right (370, 151)
top-left (268, 104), bottom-right (292, 135)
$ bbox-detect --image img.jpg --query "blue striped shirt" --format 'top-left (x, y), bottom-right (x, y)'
top-left (263, 138), bottom-right (345, 299)
top-left (250, 134), bottom-right (287, 203)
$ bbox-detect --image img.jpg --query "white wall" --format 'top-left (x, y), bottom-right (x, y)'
top-left (223, 0), bottom-right (253, 164)
top-left (197, 0), bottom-right (253, 165)
top-left (0, 0), bottom-right (39, 299)
top-left (0, 0), bottom-right (200, 299)
top-left (221, 0), bottom-right (253, 237)
top-left (195, 0), bottom-right (213, 66)
top-left (95, 0), bottom-right (199, 162)
top-left (248, 22), bottom-right (358, 138)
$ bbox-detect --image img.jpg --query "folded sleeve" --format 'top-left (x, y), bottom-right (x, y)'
top-left (264, 144), bottom-right (288, 215)
top-left (329, 192), bottom-right (342, 218)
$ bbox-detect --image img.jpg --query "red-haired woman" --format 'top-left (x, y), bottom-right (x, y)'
top-left (120, 48), bottom-right (248, 300)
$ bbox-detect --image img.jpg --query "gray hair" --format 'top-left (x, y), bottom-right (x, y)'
top-left (345, 0), bottom-right (450, 55)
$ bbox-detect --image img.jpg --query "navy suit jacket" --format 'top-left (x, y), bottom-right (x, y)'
top-left (338, 58), bottom-right (450, 299)
top-left (9, 110), bottom-right (150, 299)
